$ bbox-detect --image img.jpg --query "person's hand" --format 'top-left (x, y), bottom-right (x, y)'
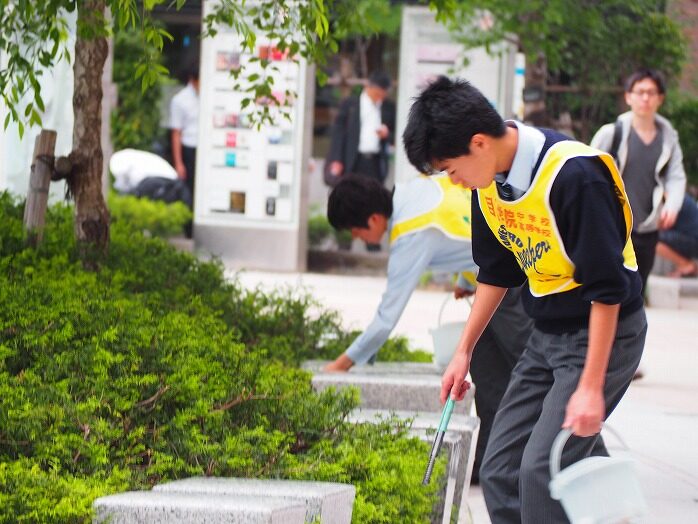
top-left (175, 161), bottom-right (187, 180)
top-left (329, 161), bottom-right (344, 176)
top-left (440, 351), bottom-right (472, 404)
top-left (562, 386), bottom-right (605, 437)
top-left (454, 286), bottom-right (475, 300)
top-left (323, 353), bottom-right (354, 372)
top-left (659, 208), bottom-right (678, 230)
top-left (376, 124), bottom-right (389, 140)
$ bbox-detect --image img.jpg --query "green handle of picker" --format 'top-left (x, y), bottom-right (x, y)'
top-left (438, 398), bottom-right (455, 433)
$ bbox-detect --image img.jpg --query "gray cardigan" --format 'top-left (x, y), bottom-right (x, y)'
top-left (591, 111), bottom-right (686, 233)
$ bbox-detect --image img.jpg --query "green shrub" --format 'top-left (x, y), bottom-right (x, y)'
top-left (333, 227), bottom-right (353, 250)
top-left (111, 26), bottom-right (172, 152)
top-left (308, 213), bottom-right (333, 247)
top-left (0, 193), bottom-right (442, 523)
top-left (664, 95), bottom-right (698, 188)
top-left (372, 336), bottom-right (433, 363)
top-left (108, 192), bottom-right (191, 238)
top-left (0, 458), bottom-right (130, 524)
top-left (287, 417), bottom-right (446, 523)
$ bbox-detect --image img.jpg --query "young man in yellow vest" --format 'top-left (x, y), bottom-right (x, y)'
top-left (324, 174), bottom-right (532, 483)
top-left (403, 76), bottom-right (646, 524)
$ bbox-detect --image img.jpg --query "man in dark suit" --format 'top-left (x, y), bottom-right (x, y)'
top-left (326, 71), bottom-right (396, 186)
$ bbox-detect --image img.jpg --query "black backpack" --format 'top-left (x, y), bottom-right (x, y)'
top-left (609, 119), bottom-right (623, 164)
top-left (133, 177), bottom-right (192, 208)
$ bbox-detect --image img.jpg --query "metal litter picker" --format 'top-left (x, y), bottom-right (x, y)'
top-left (422, 397), bottom-right (456, 485)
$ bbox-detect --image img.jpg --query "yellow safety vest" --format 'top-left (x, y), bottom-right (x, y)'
top-left (390, 174), bottom-right (477, 287)
top-left (478, 141), bottom-right (638, 297)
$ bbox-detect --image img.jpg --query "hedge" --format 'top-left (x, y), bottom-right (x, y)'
top-left (0, 193), bottom-right (443, 523)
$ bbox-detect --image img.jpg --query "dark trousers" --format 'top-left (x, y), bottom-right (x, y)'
top-left (631, 230), bottom-right (659, 295)
top-left (351, 153), bottom-right (383, 183)
top-left (480, 307), bottom-right (646, 524)
top-left (182, 146), bottom-right (196, 238)
top-left (182, 146), bottom-right (197, 202)
top-left (469, 286), bottom-right (533, 481)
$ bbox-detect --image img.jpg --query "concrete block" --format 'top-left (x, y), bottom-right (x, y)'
top-left (154, 478), bottom-right (355, 524)
top-left (311, 371), bottom-right (475, 415)
top-left (349, 408), bottom-right (480, 524)
top-left (92, 491), bottom-right (305, 524)
top-left (303, 360), bottom-right (444, 375)
top-left (679, 276), bottom-right (698, 298)
top-left (647, 275), bottom-right (680, 309)
top-left (651, 255), bottom-right (673, 276)
top-left (433, 431), bottom-right (462, 524)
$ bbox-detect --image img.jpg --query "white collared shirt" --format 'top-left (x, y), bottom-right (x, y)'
top-left (358, 90), bottom-right (382, 154)
top-left (169, 83), bottom-right (199, 148)
top-left (495, 120), bottom-right (546, 199)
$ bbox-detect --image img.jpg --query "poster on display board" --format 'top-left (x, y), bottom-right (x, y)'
top-left (394, 6), bottom-right (519, 184)
top-left (195, 0), bottom-right (308, 229)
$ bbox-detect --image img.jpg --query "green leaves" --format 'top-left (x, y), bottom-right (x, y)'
top-left (107, 193), bottom-right (191, 238)
top-left (0, 2), bottom-right (71, 135)
top-left (0, 195), bottom-right (443, 523)
top-left (664, 95), bottom-right (698, 187)
top-left (439, 0), bottom-right (686, 140)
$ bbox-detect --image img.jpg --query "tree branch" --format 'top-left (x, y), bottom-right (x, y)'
top-left (135, 385), bottom-right (170, 410)
top-left (213, 389), bottom-right (286, 412)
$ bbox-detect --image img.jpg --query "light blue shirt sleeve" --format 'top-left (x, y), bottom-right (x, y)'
top-left (346, 229), bottom-right (476, 364)
top-left (456, 272), bottom-right (475, 291)
top-left (345, 230), bottom-right (448, 365)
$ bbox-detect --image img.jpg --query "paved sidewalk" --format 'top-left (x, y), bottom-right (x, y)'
top-left (231, 270), bottom-right (698, 523)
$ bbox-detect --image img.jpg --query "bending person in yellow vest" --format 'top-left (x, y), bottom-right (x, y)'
top-left (324, 174), bottom-right (532, 484)
top-left (403, 76), bottom-right (646, 524)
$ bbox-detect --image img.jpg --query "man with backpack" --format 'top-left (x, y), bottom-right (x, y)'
top-left (591, 68), bottom-right (686, 293)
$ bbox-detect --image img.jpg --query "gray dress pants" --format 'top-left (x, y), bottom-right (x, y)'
top-left (480, 307), bottom-right (647, 524)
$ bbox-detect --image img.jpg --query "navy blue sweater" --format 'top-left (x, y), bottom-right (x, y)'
top-left (472, 129), bottom-right (643, 333)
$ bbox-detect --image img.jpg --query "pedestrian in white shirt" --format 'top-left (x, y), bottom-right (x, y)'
top-left (169, 67), bottom-right (199, 236)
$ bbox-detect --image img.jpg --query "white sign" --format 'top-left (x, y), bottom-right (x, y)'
top-left (196, 1), bottom-right (308, 230)
top-left (395, 6), bottom-right (518, 183)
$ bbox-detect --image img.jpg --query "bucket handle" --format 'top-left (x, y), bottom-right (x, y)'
top-left (437, 293), bottom-right (473, 327)
top-left (549, 423), bottom-right (629, 480)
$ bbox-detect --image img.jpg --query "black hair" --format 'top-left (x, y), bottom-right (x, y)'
top-left (368, 71), bottom-right (391, 91)
top-left (186, 66), bottom-right (200, 82)
top-left (402, 76), bottom-right (506, 173)
top-left (624, 68), bottom-right (666, 95)
top-left (327, 175), bottom-right (393, 230)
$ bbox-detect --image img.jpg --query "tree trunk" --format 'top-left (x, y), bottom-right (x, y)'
top-left (69, 1), bottom-right (110, 265)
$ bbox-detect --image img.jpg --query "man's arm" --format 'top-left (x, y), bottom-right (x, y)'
top-left (660, 128), bottom-right (687, 229)
top-left (563, 302), bottom-right (619, 436)
top-left (169, 95), bottom-right (187, 180)
top-left (171, 129), bottom-right (186, 180)
top-left (324, 231), bottom-right (438, 371)
top-left (440, 283), bottom-right (507, 403)
top-left (327, 98), bottom-right (352, 175)
top-left (552, 157), bottom-right (637, 436)
top-left (381, 99), bottom-right (397, 145)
